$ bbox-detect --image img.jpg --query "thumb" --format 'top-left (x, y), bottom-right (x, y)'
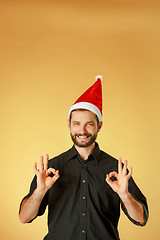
top-left (53, 170), bottom-right (60, 182)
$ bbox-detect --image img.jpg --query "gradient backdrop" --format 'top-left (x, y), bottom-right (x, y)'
top-left (0, 0), bottom-right (160, 239)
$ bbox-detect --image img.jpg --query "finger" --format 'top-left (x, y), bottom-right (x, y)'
top-left (34, 162), bottom-right (38, 174)
top-left (118, 158), bottom-right (122, 173)
top-left (106, 174), bottom-right (118, 190)
top-left (122, 160), bottom-right (127, 175)
top-left (49, 169), bottom-right (60, 182)
top-left (46, 168), bottom-right (56, 176)
top-left (127, 166), bottom-right (133, 179)
top-left (54, 170), bottom-right (60, 180)
top-left (44, 154), bottom-right (49, 170)
top-left (108, 171), bottom-right (118, 179)
top-left (39, 155), bottom-right (44, 172)
top-left (106, 174), bottom-right (111, 182)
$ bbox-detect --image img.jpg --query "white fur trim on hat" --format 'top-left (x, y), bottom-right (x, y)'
top-left (68, 102), bottom-right (102, 122)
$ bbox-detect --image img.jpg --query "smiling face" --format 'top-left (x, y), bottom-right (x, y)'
top-left (68, 110), bottom-right (102, 148)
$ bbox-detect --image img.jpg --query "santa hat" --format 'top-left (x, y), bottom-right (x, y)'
top-left (69, 75), bottom-right (103, 122)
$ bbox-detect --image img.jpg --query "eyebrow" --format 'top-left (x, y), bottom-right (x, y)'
top-left (87, 121), bottom-right (95, 124)
top-left (72, 120), bottom-right (95, 124)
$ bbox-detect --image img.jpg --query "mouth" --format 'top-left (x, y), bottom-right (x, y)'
top-left (71, 132), bottom-right (96, 147)
top-left (76, 134), bottom-right (91, 140)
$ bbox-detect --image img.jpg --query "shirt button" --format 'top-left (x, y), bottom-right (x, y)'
top-left (82, 180), bottom-right (86, 183)
top-left (82, 213), bottom-right (85, 216)
top-left (82, 196), bottom-right (85, 200)
top-left (82, 230), bottom-right (85, 234)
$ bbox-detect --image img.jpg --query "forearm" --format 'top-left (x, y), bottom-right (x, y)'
top-left (119, 192), bottom-right (145, 225)
top-left (19, 188), bottom-right (46, 223)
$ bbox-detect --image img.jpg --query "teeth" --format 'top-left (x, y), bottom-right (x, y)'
top-left (78, 136), bottom-right (88, 139)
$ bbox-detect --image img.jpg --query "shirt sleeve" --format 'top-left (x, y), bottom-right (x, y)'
top-left (19, 175), bottom-right (48, 222)
top-left (120, 177), bottom-right (149, 226)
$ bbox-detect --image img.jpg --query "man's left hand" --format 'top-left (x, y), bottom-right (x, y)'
top-left (105, 158), bottom-right (132, 197)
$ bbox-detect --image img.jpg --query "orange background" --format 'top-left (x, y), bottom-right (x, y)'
top-left (0, 0), bottom-right (160, 239)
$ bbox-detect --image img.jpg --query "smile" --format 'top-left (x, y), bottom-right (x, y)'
top-left (76, 134), bottom-right (91, 139)
top-left (78, 136), bottom-right (89, 139)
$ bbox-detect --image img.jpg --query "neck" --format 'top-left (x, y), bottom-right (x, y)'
top-left (75, 142), bottom-right (96, 160)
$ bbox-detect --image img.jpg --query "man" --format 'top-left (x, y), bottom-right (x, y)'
top-left (19, 76), bottom-right (148, 240)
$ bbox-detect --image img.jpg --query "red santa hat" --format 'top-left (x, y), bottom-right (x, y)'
top-left (69, 75), bottom-right (103, 122)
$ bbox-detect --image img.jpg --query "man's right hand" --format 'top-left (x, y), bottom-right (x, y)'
top-left (34, 154), bottom-right (60, 193)
top-left (19, 154), bottom-right (60, 223)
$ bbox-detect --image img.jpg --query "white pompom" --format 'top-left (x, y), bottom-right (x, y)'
top-left (95, 75), bottom-right (103, 82)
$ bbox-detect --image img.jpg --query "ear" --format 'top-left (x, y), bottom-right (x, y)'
top-left (67, 119), bottom-right (71, 130)
top-left (97, 121), bottom-right (103, 132)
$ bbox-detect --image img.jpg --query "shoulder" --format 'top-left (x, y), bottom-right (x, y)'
top-left (95, 143), bottom-right (117, 163)
top-left (100, 149), bottom-right (118, 162)
top-left (48, 148), bottom-right (72, 169)
top-left (99, 149), bottom-right (118, 170)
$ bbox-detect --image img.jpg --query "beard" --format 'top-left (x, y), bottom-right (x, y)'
top-left (70, 132), bottom-right (97, 148)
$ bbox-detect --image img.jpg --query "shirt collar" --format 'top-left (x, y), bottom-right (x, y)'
top-left (91, 142), bottom-right (101, 163)
top-left (67, 145), bottom-right (78, 161)
top-left (67, 142), bottom-right (101, 164)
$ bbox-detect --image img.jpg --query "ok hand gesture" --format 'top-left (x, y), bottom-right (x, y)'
top-left (34, 154), bottom-right (60, 193)
top-left (106, 158), bottom-right (132, 197)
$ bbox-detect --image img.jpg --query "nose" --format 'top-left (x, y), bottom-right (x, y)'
top-left (78, 124), bottom-right (87, 134)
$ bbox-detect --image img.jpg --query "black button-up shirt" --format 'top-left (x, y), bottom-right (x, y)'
top-left (21, 143), bottom-right (148, 240)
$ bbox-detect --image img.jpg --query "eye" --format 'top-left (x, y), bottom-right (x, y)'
top-left (87, 122), bottom-right (94, 126)
top-left (73, 122), bottom-right (79, 126)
